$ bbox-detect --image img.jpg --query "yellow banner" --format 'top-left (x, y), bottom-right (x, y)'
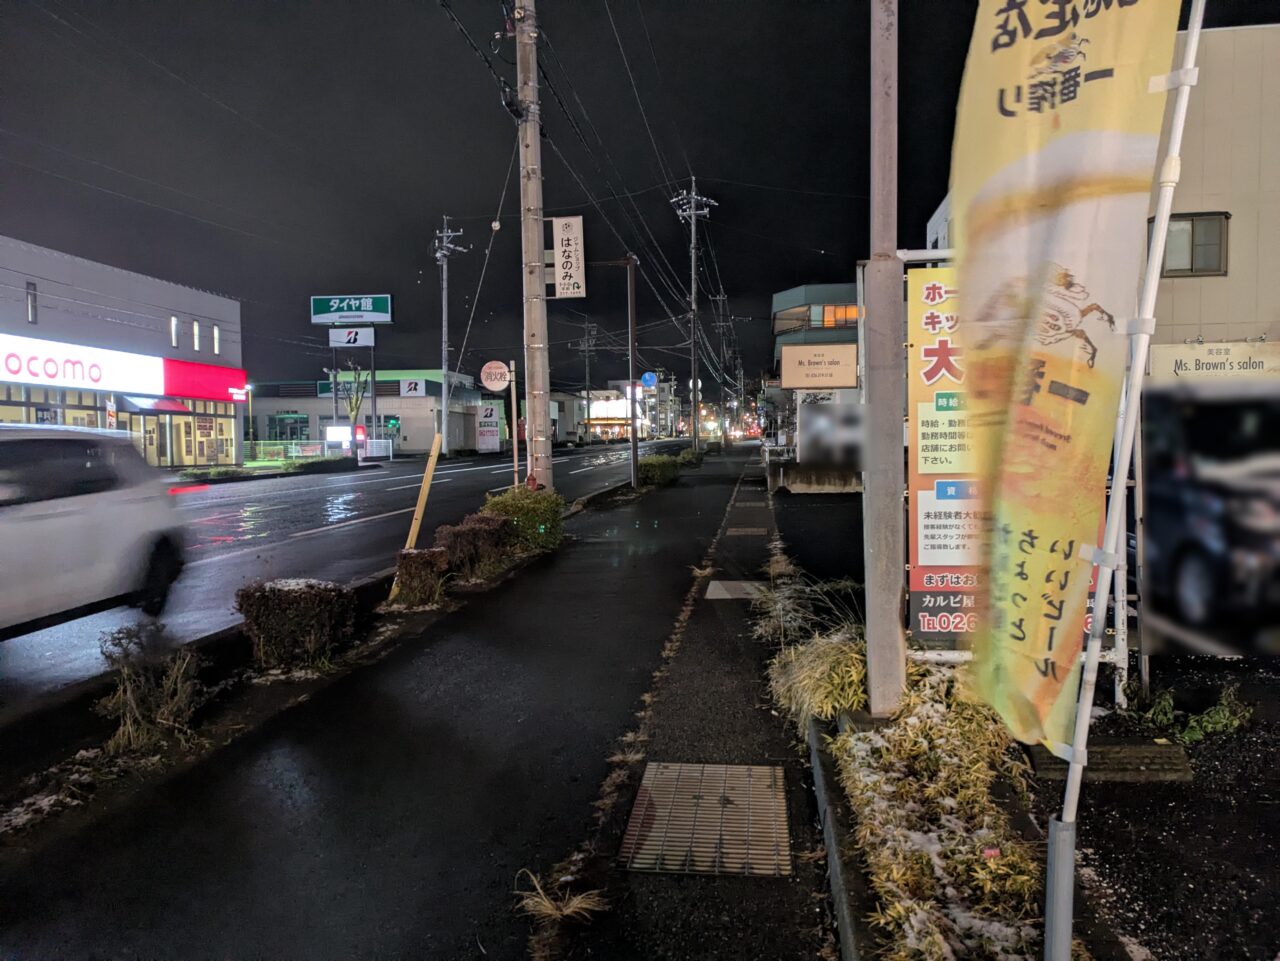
top-left (952, 0), bottom-right (1178, 748)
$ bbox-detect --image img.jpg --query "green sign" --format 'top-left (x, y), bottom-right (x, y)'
top-left (935, 391), bottom-right (965, 411)
top-left (310, 294), bottom-right (392, 325)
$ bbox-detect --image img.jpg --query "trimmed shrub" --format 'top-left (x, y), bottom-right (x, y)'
top-left (637, 455), bottom-right (679, 487)
top-left (677, 448), bottom-right (703, 469)
top-left (179, 466), bottom-right (250, 481)
top-left (96, 623), bottom-right (202, 754)
top-left (433, 512), bottom-right (516, 579)
top-left (284, 456), bottom-right (359, 475)
top-left (481, 486), bottom-right (565, 552)
top-left (235, 578), bottom-right (356, 669)
top-left (704, 440), bottom-right (723, 455)
top-left (395, 548), bottom-right (450, 606)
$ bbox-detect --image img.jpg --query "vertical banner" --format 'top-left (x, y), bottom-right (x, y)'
top-left (907, 267), bottom-right (982, 645)
top-left (551, 216), bottom-right (586, 299)
top-left (952, 1), bottom-right (1178, 748)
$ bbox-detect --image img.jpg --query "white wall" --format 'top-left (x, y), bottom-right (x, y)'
top-left (1151, 25), bottom-right (1280, 346)
top-left (0, 234), bottom-right (242, 367)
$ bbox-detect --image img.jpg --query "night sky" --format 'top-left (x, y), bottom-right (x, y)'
top-left (0, 0), bottom-right (1272, 391)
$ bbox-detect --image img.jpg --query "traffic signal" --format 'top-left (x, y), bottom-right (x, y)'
top-left (354, 424), bottom-right (367, 442)
top-left (387, 416), bottom-right (401, 432)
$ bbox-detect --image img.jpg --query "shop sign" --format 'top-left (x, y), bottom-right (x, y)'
top-left (779, 344), bottom-right (858, 389)
top-left (105, 397), bottom-right (117, 429)
top-left (310, 295), bottom-right (392, 325)
top-left (196, 415), bottom-right (215, 436)
top-left (906, 267), bottom-right (982, 645)
top-left (327, 327), bottom-right (376, 347)
top-left (0, 331), bottom-right (164, 395)
top-left (399, 379), bottom-right (425, 397)
top-left (1147, 341), bottom-right (1280, 386)
top-left (549, 216), bottom-right (586, 299)
top-left (475, 403), bottom-right (502, 453)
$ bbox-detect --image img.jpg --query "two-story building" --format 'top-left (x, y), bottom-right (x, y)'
top-left (0, 234), bottom-right (247, 467)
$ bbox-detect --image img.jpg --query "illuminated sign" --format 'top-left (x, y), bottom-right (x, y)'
top-left (780, 344), bottom-right (858, 390)
top-left (0, 332), bottom-right (246, 402)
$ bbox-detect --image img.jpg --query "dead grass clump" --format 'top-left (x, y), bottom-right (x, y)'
top-left (767, 627), bottom-right (869, 728)
top-left (514, 868), bottom-right (607, 923)
top-left (96, 624), bottom-right (202, 754)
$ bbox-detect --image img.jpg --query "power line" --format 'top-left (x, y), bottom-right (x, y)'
top-left (633, 0), bottom-right (693, 179)
top-left (699, 176), bottom-right (868, 200)
top-left (602, 0), bottom-right (676, 188)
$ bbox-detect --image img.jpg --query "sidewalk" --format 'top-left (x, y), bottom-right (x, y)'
top-left (561, 454), bottom-right (834, 960)
top-left (0, 448), bottom-right (743, 960)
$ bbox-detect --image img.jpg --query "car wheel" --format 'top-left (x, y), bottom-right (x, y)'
top-left (139, 540), bottom-right (181, 617)
top-left (1174, 550), bottom-right (1216, 628)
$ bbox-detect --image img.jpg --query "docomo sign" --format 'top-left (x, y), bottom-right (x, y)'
top-left (480, 360), bottom-right (512, 392)
top-left (1, 332), bottom-right (163, 395)
top-left (0, 332), bottom-right (247, 402)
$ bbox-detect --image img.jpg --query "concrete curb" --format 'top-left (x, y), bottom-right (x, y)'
top-left (807, 716), bottom-right (865, 961)
top-left (563, 478), bottom-right (631, 519)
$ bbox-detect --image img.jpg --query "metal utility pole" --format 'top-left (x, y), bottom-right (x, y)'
top-left (514, 0), bottom-right (553, 489)
top-left (325, 357), bottom-right (339, 431)
top-left (672, 176), bottom-right (715, 451)
top-left (862, 0), bottom-right (907, 716)
top-left (434, 215), bottom-right (467, 456)
top-left (627, 253), bottom-right (639, 487)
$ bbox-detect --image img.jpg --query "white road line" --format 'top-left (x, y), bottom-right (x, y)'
top-left (387, 479), bottom-right (453, 490)
top-left (288, 507), bottom-right (416, 540)
top-left (570, 465), bottom-right (602, 474)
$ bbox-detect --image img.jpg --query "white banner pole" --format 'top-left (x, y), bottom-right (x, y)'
top-left (1044, 3), bottom-right (1207, 958)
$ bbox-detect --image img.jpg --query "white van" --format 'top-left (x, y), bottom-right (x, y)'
top-left (0, 425), bottom-right (186, 639)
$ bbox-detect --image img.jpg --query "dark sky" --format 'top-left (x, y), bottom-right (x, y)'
top-left (0, 0), bottom-right (1272, 392)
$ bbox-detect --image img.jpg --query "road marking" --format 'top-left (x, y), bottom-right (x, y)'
top-left (386, 478), bottom-right (453, 491)
top-left (570, 465), bottom-right (602, 474)
top-left (725, 527), bottom-right (770, 536)
top-left (288, 507), bottom-right (416, 540)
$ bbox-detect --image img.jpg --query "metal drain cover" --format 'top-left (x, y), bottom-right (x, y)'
top-left (618, 762), bottom-right (792, 876)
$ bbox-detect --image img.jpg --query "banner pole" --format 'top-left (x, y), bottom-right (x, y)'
top-left (1045, 3), bottom-right (1206, 958)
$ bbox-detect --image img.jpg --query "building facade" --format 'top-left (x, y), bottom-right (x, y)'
top-left (249, 369), bottom-right (500, 455)
top-left (0, 234), bottom-right (247, 467)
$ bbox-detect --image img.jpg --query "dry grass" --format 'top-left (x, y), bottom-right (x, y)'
top-left (96, 625), bottom-right (203, 754)
top-left (514, 868), bottom-right (607, 923)
top-left (608, 747), bottom-right (646, 765)
top-left (767, 626), bottom-right (870, 728)
top-left (690, 563), bottom-right (715, 578)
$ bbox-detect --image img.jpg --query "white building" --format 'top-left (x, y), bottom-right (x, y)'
top-left (0, 234), bottom-right (247, 467)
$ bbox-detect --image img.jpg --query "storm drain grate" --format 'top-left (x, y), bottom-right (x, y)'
top-left (618, 762), bottom-right (792, 877)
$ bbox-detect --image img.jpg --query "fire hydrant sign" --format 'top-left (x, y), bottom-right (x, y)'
top-left (480, 360), bottom-right (512, 393)
top-left (779, 344), bottom-right (858, 389)
top-left (551, 216), bottom-right (586, 299)
top-left (907, 267), bottom-right (983, 645)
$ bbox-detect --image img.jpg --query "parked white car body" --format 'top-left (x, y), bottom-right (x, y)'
top-left (0, 425), bottom-right (185, 637)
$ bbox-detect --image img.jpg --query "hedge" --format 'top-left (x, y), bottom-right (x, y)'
top-left (481, 486), bottom-right (565, 552)
top-left (178, 466), bottom-right (250, 481)
top-left (433, 512), bottom-right (515, 579)
top-left (235, 579), bottom-right (356, 669)
top-left (677, 448), bottom-right (704, 469)
top-left (638, 455), bottom-right (679, 487)
top-left (395, 548), bottom-right (450, 606)
top-left (283, 456), bottom-right (360, 475)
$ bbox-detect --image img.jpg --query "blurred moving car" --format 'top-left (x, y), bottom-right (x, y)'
top-left (1143, 385), bottom-right (1280, 628)
top-left (0, 425), bottom-right (186, 639)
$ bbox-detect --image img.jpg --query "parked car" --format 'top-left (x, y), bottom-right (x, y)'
top-left (0, 425), bottom-right (186, 639)
top-left (1142, 385), bottom-right (1280, 628)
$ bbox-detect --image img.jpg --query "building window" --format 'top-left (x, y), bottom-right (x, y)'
top-left (1152, 212), bottom-right (1228, 277)
top-left (213, 324), bottom-right (220, 355)
top-left (26, 281), bottom-right (37, 324)
top-left (192, 320), bottom-right (200, 351)
top-left (818, 304), bottom-right (858, 328)
top-left (170, 316), bottom-right (179, 348)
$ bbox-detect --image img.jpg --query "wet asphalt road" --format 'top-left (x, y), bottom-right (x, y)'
top-left (0, 454), bottom-right (742, 961)
top-left (0, 441), bottom-right (684, 720)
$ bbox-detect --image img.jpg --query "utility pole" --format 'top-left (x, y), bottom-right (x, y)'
top-left (862, 0), bottom-right (907, 716)
top-left (434, 215), bottom-right (467, 457)
top-left (574, 319), bottom-right (597, 442)
top-left (626, 253), bottom-right (639, 487)
top-left (672, 176), bottom-right (715, 452)
top-left (514, 0), bottom-right (553, 489)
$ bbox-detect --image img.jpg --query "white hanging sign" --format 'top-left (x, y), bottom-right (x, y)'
top-left (550, 216), bottom-right (586, 299)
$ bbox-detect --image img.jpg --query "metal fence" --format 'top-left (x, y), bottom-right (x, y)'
top-left (242, 440), bottom-right (332, 463)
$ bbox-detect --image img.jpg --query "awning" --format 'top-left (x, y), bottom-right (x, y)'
top-left (121, 396), bottom-right (192, 414)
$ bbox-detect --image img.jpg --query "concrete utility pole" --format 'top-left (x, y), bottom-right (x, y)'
top-left (671, 176), bottom-right (715, 452)
top-left (434, 215), bottom-right (466, 456)
top-left (575, 319), bottom-right (597, 441)
top-left (626, 253), bottom-right (639, 487)
top-left (862, 0), bottom-right (907, 716)
top-left (514, 0), bottom-right (554, 489)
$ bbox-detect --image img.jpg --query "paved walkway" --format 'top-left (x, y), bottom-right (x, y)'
top-left (0, 456), bottom-right (740, 960)
top-left (563, 456), bottom-right (832, 960)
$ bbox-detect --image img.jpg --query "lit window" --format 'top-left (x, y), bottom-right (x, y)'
top-left (170, 316), bottom-right (179, 348)
top-left (1150, 212), bottom-right (1228, 277)
top-left (213, 324), bottom-right (220, 355)
top-left (26, 282), bottom-right (37, 324)
top-left (193, 320), bottom-right (201, 351)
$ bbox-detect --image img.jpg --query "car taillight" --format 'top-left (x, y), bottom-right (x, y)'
top-left (168, 483), bottom-right (209, 496)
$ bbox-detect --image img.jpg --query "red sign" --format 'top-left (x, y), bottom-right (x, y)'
top-left (162, 358), bottom-right (248, 403)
